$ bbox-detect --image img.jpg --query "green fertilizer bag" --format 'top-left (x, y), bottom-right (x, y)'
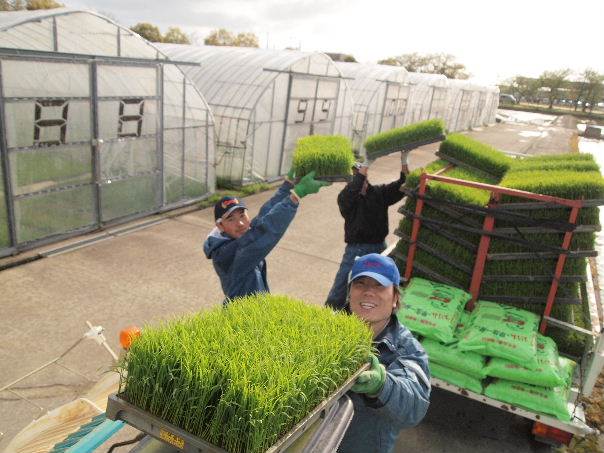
top-left (455, 311), bottom-right (472, 338)
top-left (483, 335), bottom-right (576, 387)
top-left (398, 278), bottom-right (470, 343)
top-left (558, 357), bottom-right (577, 386)
top-left (430, 362), bottom-right (483, 394)
top-left (422, 338), bottom-right (486, 379)
top-left (484, 380), bottom-right (571, 421)
top-left (458, 301), bottom-right (539, 369)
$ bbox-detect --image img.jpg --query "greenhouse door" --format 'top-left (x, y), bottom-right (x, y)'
top-left (379, 82), bottom-right (409, 132)
top-left (279, 75), bottom-right (339, 174)
top-left (94, 63), bottom-right (161, 223)
top-left (0, 58), bottom-right (97, 250)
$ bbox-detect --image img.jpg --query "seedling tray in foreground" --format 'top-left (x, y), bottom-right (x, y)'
top-left (106, 363), bottom-right (368, 453)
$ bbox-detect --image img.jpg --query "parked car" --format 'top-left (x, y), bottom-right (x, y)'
top-left (499, 94), bottom-right (517, 105)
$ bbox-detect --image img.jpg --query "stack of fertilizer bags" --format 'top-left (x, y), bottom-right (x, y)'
top-left (399, 277), bottom-right (577, 421)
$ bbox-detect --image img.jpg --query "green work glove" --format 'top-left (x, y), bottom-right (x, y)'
top-left (351, 354), bottom-right (386, 397)
top-left (293, 171), bottom-right (330, 198)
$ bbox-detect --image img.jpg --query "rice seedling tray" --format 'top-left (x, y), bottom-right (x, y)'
top-left (106, 363), bottom-right (368, 453)
top-left (434, 152), bottom-right (499, 181)
top-left (367, 135), bottom-right (446, 161)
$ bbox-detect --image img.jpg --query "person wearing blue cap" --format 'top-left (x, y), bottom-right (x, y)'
top-left (341, 253), bottom-right (431, 453)
top-left (203, 170), bottom-right (329, 302)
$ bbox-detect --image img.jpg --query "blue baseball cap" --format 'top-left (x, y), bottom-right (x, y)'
top-left (349, 253), bottom-right (400, 287)
top-left (214, 196), bottom-right (247, 222)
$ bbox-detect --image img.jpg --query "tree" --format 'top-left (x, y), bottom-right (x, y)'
top-left (501, 76), bottom-right (541, 103)
top-left (130, 22), bottom-right (163, 43)
top-left (378, 52), bottom-right (469, 79)
top-left (204, 28), bottom-right (235, 46)
top-left (577, 69), bottom-right (604, 113)
top-left (163, 27), bottom-right (190, 44)
top-left (204, 28), bottom-right (259, 47)
top-left (233, 32), bottom-right (259, 48)
top-left (26, 0), bottom-right (62, 9)
top-left (325, 53), bottom-right (357, 63)
top-left (538, 69), bottom-right (571, 109)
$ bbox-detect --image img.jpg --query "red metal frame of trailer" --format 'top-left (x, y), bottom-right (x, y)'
top-left (403, 173), bottom-right (584, 334)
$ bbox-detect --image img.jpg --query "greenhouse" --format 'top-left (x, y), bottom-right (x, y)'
top-left (158, 44), bottom-right (355, 185)
top-left (405, 72), bottom-right (449, 125)
top-left (482, 86), bottom-right (500, 126)
top-left (0, 9), bottom-right (215, 257)
top-left (445, 79), bottom-right (477, 132)
top-left (334, 62), bottom-right (409, 156)
top-left (445, 81), bottom-right (499, 132)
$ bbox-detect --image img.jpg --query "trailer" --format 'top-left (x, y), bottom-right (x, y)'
top-left (386, 168), bottom-right (604, 446)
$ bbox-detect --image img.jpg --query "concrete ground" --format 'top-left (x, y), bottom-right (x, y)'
top-left (0, 111), bottom-right (578, 452)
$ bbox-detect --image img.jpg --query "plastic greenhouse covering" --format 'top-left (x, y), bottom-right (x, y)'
top-left (405, 72), bottom-right (449, 125)
top-left (445, 79), bottom-right (477, 132)
top-left (157, 44), bottom-right (355, 185)
top-left (335, 62), bottom-right (409, 157)
top-left (0, 9), bottom-right (215, 256)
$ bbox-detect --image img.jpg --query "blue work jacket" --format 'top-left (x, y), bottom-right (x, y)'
top-left (339, 315), bottom-right (431, 453)
top-left (203, 181), bottom-right (298, 301)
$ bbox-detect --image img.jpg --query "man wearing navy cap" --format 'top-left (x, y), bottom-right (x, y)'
top-left (342, 253), bottom-right (431, 453)
top-left (204, 170), bottom-right (329, 302)
top-left (325, 159), bottom-right (409, 311)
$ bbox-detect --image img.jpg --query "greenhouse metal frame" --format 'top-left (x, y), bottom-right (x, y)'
top-left (0, 9), bottom-right (215, 257)
top-left (335, 62), bottom-right (410, 157)
top-left (158, 44), bottom-right (355, 185)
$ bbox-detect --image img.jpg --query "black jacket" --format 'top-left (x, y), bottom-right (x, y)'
top-left (338, 172), bottom-right (406, 244)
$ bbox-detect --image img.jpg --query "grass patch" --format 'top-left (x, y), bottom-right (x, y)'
top-left (364, 119), bottom-right (445, 160)
top-left (119, 294), bottom-right (373, 453)
top-left (292, 135), bottom-right (355, 178)
top-left (439, 134), bottom-right (513, 179)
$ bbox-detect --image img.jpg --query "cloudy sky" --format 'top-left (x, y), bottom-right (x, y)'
top-left (66, 0), bottom-right (603, 85)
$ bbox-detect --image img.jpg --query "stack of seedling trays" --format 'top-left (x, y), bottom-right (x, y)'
top-left (392, 134), bottom-right (604, 357)
top-left (107, 295), bottom-right (373, 453)
top-left (292, 135), bottom-right (355, 183)
top-left (398, 277), bottom-right (579, 423)
top-left (363, 119), bottom-right (446, 162)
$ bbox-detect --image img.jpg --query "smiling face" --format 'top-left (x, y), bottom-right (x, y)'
top-left (217, 208), bottom-right (251, 239)
top-left (349, 276), bottom-right (398, 336)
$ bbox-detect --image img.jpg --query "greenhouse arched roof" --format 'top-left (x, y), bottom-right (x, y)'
top-left (0, 8), bottom-right (166, 59)
top-left (157, 44), bottom-right (343, 116)
top-left (407, 72), bottom-right (448, 87)
top-left (335, 62), bottom-right (408, 109)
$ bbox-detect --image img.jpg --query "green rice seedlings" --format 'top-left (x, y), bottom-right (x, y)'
top-left (118, 294), bottom-right (373, 453)
top-left (364, 119), bottom-right (445, 160)
top-left (292, 135), bottom-right (355, 178)
top-left (438, 134), bottom-right (513, 179)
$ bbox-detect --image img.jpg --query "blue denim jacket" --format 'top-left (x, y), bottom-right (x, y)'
top-left (339, 316), bottom-right (431, 453)
top-left (203, 182), bottom-right (297, 301)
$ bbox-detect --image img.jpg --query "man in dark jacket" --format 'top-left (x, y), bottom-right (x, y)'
top-left (204, 171), bottom-right (328, 303)
top-left (341, 253), bottom-right (430, 453)
top-left (325, 160), bottom-right (408, 310)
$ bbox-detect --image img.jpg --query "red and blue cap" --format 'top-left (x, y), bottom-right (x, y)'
top-left (350, 253), bottom-right (400, 287)
top-left (214, 196), bottom-right (247, 222)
